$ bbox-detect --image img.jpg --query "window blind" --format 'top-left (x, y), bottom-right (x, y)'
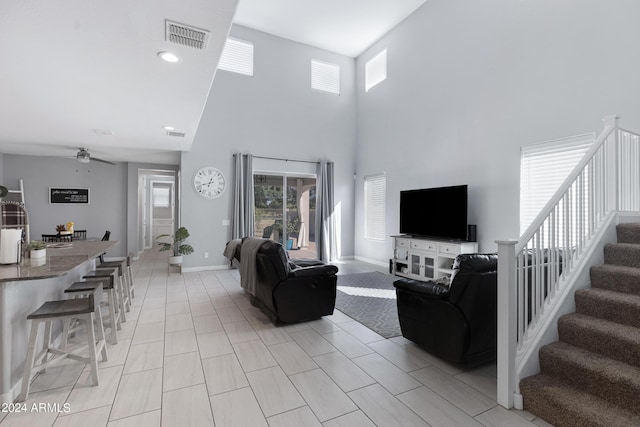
top-left (152, 187), bottom-right (170, 208)
top-left (364, 173), bottom-right (386, 241)
top-left (311, 59), bottom-right (340, 95)
top-left (520, 133), bottom-right (594, 232)
top-left (365, 49), bottom-right (387, 92)
top-left (218, 38), bottom-right (254, 76)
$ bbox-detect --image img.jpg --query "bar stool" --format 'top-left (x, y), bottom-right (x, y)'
top-left (84, 269), bottom-right (123, 343)
top-left (96, 259), bottom-right (130, 312)
top-left (105, 255), bottom-right (135, 298)
top-left (19, 282), bottom-right (107, 402)
top-left (63, 280), bottom-right (111, 345)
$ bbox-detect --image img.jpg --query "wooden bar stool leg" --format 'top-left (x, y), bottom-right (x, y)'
top-left (86, 312), bottom-right (99, 385)
top-left (61, 319), bottom-right (71, 350)
top-left (19, 320), bottom-right (41, 402)
top-left (115, 274), bottom-right (127, 322)
top-left (108, 287), bottom-right (121, 335)
top-left (94, 304), bottom-right (108, 361)
top-left (42, 320), bottom-right (53, 371)
top-left (123, 268), bottom-right (132, 311)
top-left (127, 262), bottom-right (135, 299)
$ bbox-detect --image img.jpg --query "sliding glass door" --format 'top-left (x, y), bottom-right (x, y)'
top-left (254, 173), bottom-right (316, 258)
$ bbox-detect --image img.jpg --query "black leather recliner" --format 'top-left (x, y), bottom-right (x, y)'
top-left (394, 253), bottom-right (497, 365)
top-left (238, 238), bottom-right (339, 323)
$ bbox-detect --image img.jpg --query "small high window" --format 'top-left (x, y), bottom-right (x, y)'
top-left (218, 37), bottom-right (254, 76)
top-left (311, 59), bottom-right (340, 95)
top-left (365, 49), bottom-right (387, 92)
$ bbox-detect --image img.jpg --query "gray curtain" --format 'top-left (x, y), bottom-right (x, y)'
top-left (231, 153), bottom-right (254, 239)
top-left (316, 161), bottom-right (337, 261)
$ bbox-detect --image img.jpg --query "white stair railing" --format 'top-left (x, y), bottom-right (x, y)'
top-left (497, 115), bottom-right (640, 408)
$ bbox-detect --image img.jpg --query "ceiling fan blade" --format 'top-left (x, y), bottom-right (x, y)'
top-left (91, 157), bottom-right (116, 165)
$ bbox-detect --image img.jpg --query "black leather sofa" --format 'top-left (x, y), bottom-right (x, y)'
top-left (232, 238), bottom-right (339, 323)
top-left (393, 253), bottom-right (497, 365)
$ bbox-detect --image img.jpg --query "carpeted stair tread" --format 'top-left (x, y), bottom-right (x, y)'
top-left (604, 243), bottom-right (640, 269)
top-left (590, 264), bottom-right (640, 295)
top-left (575, 288), bottom-right (640, 327)
top-left (558, 313), bottom-right (640, 367)
top-left (520, 373), bottom-right (640, 427)
top-left (539, 341), bottom-right (640, 414)
top-left (616, 223), bottom-right (640, 244)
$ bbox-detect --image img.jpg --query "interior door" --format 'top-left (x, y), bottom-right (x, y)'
top-left (151, 182), bottom-right (174, 244)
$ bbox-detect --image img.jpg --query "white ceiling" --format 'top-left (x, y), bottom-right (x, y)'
top-left (234, 0), bottom-right (428, 58)
top-left (0, 0), bottom-right (426, 165)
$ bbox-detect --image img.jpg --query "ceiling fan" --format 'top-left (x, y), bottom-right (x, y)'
top-left (76, 147), bottom-right (115, 165)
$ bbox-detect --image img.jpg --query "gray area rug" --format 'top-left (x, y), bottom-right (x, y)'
top-left (335, 272), bottom-right (401, 338)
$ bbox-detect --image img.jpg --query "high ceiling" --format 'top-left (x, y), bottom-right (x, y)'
top-left (234, 0), bottom-right (428, 58)
top-left (0, 0), bottom-right (427, 165)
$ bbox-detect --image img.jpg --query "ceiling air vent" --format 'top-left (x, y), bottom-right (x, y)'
top-left (165, 20), bottom-right (210, 50)
top-left (166, 131), bottom-right (186, 137)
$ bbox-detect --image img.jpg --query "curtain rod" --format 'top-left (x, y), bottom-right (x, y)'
top-left (252, 155), bottom-right (320, 165)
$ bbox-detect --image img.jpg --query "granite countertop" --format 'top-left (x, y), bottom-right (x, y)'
top-left (0, 241), bottom-right (118, 282)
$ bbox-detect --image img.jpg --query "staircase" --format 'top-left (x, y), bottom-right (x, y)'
top-left (520, 223), bottom-right (640, 426)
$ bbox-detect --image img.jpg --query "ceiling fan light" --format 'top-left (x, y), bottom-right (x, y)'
top-left (77, 156), bottom-right (90, 163)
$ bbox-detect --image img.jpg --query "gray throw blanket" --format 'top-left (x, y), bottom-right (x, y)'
top-left (238, 238), bottom-right (266, 296)
top-left (223, 239), bottom-right (241, 261)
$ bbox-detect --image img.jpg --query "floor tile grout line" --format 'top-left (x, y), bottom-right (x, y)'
top-left (27, 253), bottom-right (509, 427)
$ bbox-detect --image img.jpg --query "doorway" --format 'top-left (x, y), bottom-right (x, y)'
top-left (253, 173), bottom-right (317, 258)
top-left (138, 169), bottom-right (177, 252)
top-left (150, 181), bottom-right (175, 245)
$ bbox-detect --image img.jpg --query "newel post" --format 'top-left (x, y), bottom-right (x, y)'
top-left (496, 239), bottom-right (518, 409)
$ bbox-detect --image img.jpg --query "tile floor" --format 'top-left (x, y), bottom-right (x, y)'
top-left (0, 249), bottom-right (553, 427)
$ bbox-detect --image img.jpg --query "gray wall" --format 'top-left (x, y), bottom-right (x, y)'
top-left (181, 25), bottom-right (357, 269)
top-left (355, 0), bottom-right (640, 263)
top-left (2, 155), bottom-right (128, 257)
top-left (0, 157), bottom-right (177, 258)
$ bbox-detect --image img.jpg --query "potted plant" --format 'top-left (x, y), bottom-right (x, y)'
top-left (156, 226), bottom-right (194, 265)
top-left (286, 216), bottom-right (301, 250)
top-left (28, 240), bottom-right (46, 259)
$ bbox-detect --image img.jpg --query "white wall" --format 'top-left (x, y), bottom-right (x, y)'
top-left (355, 0), bottom-right (640, 263)
top-left (181, 25), bottom-right (357, 269)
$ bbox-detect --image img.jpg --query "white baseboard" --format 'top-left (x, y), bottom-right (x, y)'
top-left (353, 256), bottom-right (389, 268)
top-left (182, 264), bottom-right (231, 273)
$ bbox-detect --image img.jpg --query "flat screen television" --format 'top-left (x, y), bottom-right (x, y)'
top-left (400, 185), bottom-right (468, 240)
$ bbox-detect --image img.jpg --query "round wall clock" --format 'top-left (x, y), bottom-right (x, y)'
top-left (193, 166), bottom-right (226, 199)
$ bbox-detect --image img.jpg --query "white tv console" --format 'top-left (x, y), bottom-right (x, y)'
top-left (391, 235), bottom-right (478, 282)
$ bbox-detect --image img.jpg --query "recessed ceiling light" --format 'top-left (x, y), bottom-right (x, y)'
top-left (158, 51), bottom-right (181, 63)
top-left (92, 129), bottom-right (114, 135)
top-left (163, 125), bottom-right (175, 131)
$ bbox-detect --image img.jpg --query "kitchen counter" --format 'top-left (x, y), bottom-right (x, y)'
top-left (0, 240), bottom-right (117, 282)
top-left (0, 240), bottom-right (119, 403)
